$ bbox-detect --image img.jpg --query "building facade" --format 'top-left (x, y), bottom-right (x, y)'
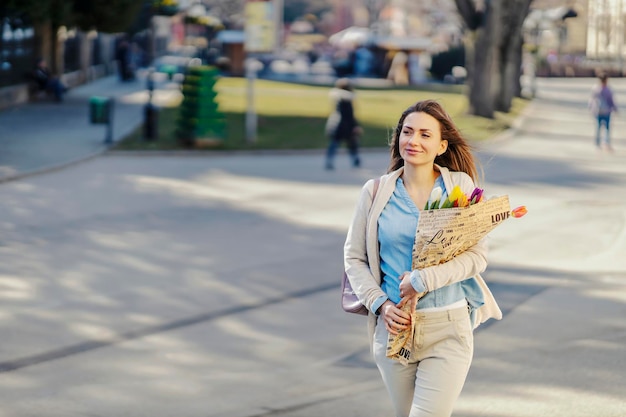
top-left (587, 0), bottom-right (626, 58)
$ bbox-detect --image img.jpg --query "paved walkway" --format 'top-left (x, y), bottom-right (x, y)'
top-left (0, 77), bottom-right (625, 417)
top-left (0, 71), bottom-right (180, 182)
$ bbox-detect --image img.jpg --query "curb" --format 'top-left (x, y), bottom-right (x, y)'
top-left (105, 146), bottom-right (391, 158)
top-left (0, 148), bottom-right (109, 185)
top-left (0, 101), bottom-right (534, 184)
top-left (0, 146), bottom-right (388, 185)
top-left (0, 146), bottom-right (390, 185)
top-left (486, 98), bottom-right (536, 144)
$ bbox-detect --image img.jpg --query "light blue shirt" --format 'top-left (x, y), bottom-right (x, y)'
top-left (371, 176), bottom-right (484, 316)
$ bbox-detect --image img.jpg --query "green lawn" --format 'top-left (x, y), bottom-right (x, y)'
top-left (115, 77), bottom-right (527, 151)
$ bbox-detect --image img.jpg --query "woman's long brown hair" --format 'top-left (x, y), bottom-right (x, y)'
top-left (387, 100), bottom-right (480, 182)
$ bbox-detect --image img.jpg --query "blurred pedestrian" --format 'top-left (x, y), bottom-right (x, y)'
top-left (343, 100), bottom-right (502, 417)
top-left (354, 45), bottom-right (374, 77)
top-left (115, 39), bottom-right (133, 81)
top-left (324, 78), bottom-right (362, 170)
top-left (33, 58), bottom-right (66, 102)
top-left (387, 51), bottom-right (409, 86)
top-left (332, 49), bottom-right (353, 78)
top-left (128, 42), bottom-right (144, 78)
top-left (589, 74), bottom-right (618, 152)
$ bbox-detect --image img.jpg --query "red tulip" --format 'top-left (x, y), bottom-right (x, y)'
top-left (511, 206), bottom-right (528, 218)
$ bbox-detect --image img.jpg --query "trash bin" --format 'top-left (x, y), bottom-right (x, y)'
top-left (89, 96), bottom-right (112, 124)
top-left (89, 96), bottom-right (114, 144)
top-left (144, 103), bottom-right (159, 140)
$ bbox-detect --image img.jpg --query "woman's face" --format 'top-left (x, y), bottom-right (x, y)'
top-left (399, 111), bottom-right (448, 167)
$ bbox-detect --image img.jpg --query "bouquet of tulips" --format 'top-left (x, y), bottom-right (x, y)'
top-left (412, 185), bottom-right (527, 270)
top-left (386, 185), bottom-right (527, 365)
top-left (425, 184), bottom-right (484, 209)
top-left (425, 184), bottom-right (528, 214)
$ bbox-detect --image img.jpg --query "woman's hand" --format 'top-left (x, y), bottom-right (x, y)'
top-left (379, 300), bottom-right (411, 335)
top-left (397, 271), bottom-right (426, 311)
top-left (398, 271), bottom-right (417, 299)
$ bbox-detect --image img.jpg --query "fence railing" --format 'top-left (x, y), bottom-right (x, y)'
top-left (2, 23), bottom-right (171, 90)
top-left (1, 27), bottom-right (121, 89)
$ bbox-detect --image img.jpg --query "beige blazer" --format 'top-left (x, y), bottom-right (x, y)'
top-left (344, 165), bottom-right (503, 344)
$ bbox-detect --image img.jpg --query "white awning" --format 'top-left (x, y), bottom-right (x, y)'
top-left (328, 26), bottom-right (371, 47)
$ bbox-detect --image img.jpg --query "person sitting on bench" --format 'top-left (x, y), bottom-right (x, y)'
top-left (33, 58), bottom-right (66, 102)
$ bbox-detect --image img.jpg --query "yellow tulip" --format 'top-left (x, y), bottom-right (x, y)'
top-left (448, 185), bottom-right (464, 205)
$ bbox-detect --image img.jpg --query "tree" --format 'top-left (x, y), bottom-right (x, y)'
top-left (454, 0), bottom-right (532, 118)
top-left (363, 0), bottom-right (385, 27)
top-left (494, 0), bottom-right (532, 112)
top-left (72, 0), bottom-right (144, 33)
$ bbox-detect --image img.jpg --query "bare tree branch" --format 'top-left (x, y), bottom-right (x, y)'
top-left (454, 0), bottom-right (481, 30)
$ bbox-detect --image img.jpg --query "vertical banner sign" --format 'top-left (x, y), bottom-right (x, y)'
top-left (244, 0), bottom-right (276, 53)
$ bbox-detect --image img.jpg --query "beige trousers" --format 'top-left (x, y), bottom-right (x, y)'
top-left (373, 306), bottom-right (474, 417)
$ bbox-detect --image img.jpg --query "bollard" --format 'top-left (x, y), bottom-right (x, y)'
top-left (144, 103), bottom-right (159, 140)
top-left (89, 96), bottom-right (114, 144)
top-left (143, 70), bottom-right (159, 141)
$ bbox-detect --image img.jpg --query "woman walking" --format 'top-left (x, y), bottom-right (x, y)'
top-left (589, 74), bottom-right (618, 152)
top-left (344, 100), bottom-right (502, 417)
top-left (324, 78), bottom-right (362, 170)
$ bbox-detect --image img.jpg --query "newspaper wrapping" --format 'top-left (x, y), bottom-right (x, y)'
top-left (386, 195), bottom-right (511, 365)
